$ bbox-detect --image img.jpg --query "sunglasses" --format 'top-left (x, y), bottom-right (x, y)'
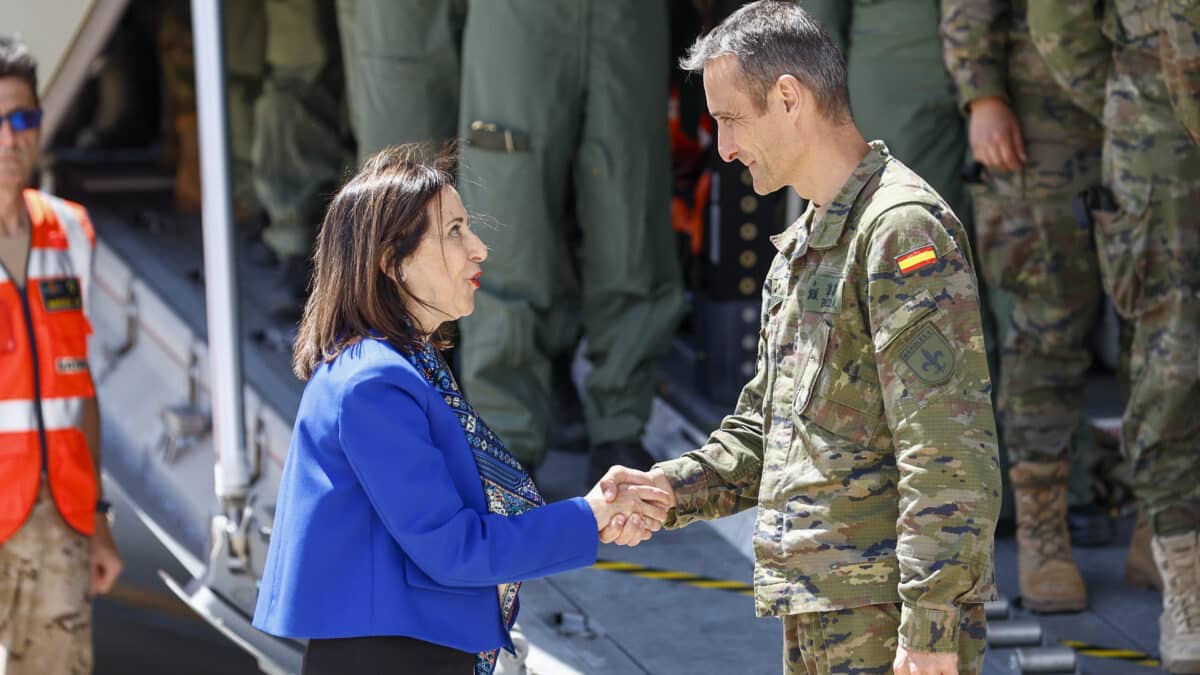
top-left (0, 108), bottom-right (42, 132)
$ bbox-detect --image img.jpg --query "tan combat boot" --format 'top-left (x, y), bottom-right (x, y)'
top-left (1153, 531), bottom-right (1200, 673)
top-left (1128, 506), bottom-right (1164, 590)
top-left (1010, 461), bottom-right (1087, 612)
top-left (174, 111), bottom-right (202, 214)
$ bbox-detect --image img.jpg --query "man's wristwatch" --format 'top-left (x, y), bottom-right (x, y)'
top-left (96, 498), bottom-right (114, 524)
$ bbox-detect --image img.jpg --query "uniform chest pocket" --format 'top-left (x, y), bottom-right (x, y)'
top-left (804, 320), bottom-right (884, 447)
top-left (790, 313), bottom-right (829, 419)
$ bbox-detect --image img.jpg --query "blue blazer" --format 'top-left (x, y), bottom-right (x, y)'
top-left (252, 338), bottom-right (599, 653)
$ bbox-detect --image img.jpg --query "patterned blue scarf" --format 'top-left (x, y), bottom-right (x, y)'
top-left (403, 340), bottom-right (545, 675)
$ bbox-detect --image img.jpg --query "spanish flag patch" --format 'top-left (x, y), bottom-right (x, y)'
top-left (896, 245), bottom-right (938, 274)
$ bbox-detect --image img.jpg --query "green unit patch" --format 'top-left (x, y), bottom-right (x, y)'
top-left (804, 273), bottom-right (843, 313)
top-left (899, 323), bottom-right (956, 385)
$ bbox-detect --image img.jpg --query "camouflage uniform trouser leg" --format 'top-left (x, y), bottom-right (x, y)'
top-left (0, 486), bottom-right (91, 675)
top-left (1097, 60), bottom-right (1200, 534)
top-left (971, 185), bottom-right (1103, 464)
top-left (782, 603), bottom-right (987, 675)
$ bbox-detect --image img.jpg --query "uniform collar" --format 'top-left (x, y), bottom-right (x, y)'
top-left (770, 140), bottom-right (890, 257)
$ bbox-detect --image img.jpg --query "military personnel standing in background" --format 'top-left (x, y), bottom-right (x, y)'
top-left (155, 0), bottom-right (349, 318)
top-left (455, 0), bottom-right (686, 481)
top-left (252, 0), bottom-right (351, 317)
top-left (1029, 2), bottom-right (1200, 671)
top-left (339, 0), bottom-right (466, 161)
top-left (603, 3), bottom-right (1000, 673)
top-left (157, 0), bottom-right (264, 222)
top-left (940, 0), bottom-right (1106, 613)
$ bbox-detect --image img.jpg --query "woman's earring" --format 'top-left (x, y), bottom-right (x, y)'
top-left (400, 271), bottom-right (407, 284)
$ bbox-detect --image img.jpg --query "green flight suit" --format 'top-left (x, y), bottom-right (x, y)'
top-left (1030, 0), bottom-right (1200, 535)
top-left (254, 0), bottom-right (351, 259)
top-left (658, 142), bottom-right (999, 659)
top-left (941, 0), bottom-right (1105, 465)
top-left (223, 0), bottom-right (267, 217)
top-left (342, 0), bottom-right (467, 160)
top-left (157, 0), bottom-right (263, 216)
top-left (456, 0), bottom-right (686, 467)
top-left (805, 0), bottom-right (970, 228)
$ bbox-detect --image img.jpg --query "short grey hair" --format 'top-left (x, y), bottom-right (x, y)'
top-left (680, 0), bottom-right (851, 123)
top-left (0, 35), bottom-right (38, 103)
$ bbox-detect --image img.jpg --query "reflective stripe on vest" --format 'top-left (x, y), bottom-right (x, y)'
top-left (0, 190), bottom-right (98, 543)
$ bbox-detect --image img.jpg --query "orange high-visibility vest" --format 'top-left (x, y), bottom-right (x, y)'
top-left (0, 189), bottom-right (98, 543)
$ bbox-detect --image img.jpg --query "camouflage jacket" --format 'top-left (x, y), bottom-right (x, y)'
top-left (1028, 0), bottom-right (1200, 142)
top-left (941, 0), bottom-right (1103, 199)
top-left (1163, 1), bottom-right (1200, 145)
top-left (657, 142), bottom-right (1001, 654)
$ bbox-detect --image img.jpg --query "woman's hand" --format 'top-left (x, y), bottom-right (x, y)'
top-left (584, 480), bottom-right (672, 546)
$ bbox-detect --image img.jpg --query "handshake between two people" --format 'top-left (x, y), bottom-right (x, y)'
top-left (582, 466), bottom-right (676, 547)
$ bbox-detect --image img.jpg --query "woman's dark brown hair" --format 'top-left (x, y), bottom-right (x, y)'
top-left (292, 144), bottom-right (454, 380)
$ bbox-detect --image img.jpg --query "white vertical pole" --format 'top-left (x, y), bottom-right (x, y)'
top-left (190, 0), bottom-right (248, 500)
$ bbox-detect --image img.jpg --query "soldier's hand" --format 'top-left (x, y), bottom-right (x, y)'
top-left (586, 480), bottom-right (669, 546)
top-left (89, 515), bottom-right (123, 596)
top-left (599, 465), bottom-right (676, 509)
top-left (893, 645), bottom-right (958, 675)
top-left (968, 96), bottom-right (1026, 173)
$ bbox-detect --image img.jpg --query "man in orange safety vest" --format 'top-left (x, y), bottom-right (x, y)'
top-left (0, 35), bottom-right (122, 675)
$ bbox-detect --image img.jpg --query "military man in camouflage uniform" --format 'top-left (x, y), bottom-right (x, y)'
top-left (940, 0), bottom-right (1105, 613)
top-left (603, 3), bottom-right (1000, 673)
top-left (1028, 2), bottom-right (1200, 671)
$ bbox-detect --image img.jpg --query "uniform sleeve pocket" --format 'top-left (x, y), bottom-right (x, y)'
top-left (872, 288), bottom-right (937, 353)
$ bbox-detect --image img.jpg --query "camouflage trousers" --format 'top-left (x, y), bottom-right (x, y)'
top-left (783, 603), bottom-right (986, 675)
top-left (1095, 56), bottom-right (1200, 535)
top-left (0, 485), bottom-right (92, 675)
top-left (970, 186), bottom-right (1104, 464)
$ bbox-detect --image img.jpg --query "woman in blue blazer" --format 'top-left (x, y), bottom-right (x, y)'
top-left (252, 146), bottom-right (671, 675)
